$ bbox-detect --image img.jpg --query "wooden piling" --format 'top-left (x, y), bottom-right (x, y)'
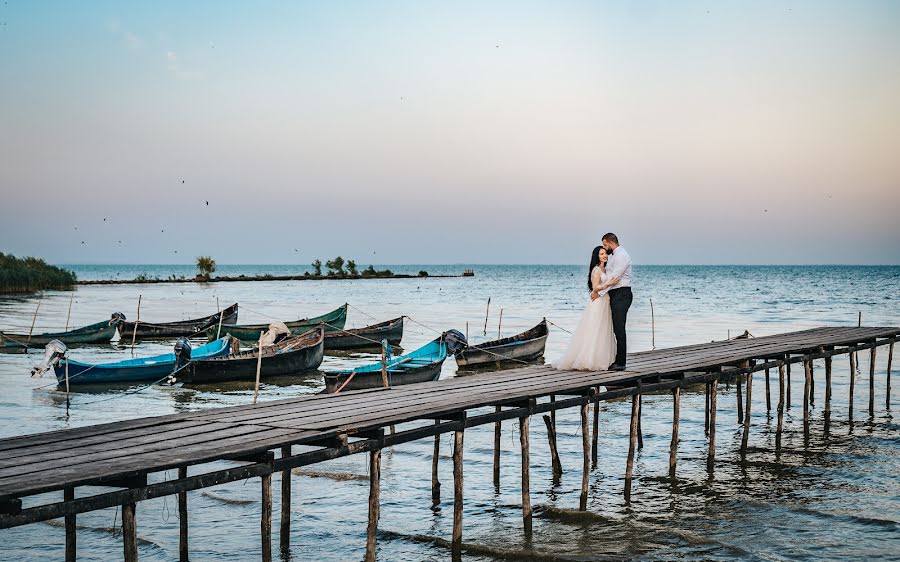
top-left (707, 379), bottom-right (718, 471)
top-left (776, 364), bottom-right (785, 449)
top-left (704, 382), bottom-right (710, 436)
top-left (625, 392), bottom-right (640, 493)
top-left (497, 308), bottom-right (503, 339)
top-left (736, 374), bottom-right (744, 425)
top-left (64, 292), bottom-right (74, 333)
top-left (825, 356), bottom-right (833, 414)
top-left (887, 342), bottom-right (894, 409)
top-left (26, 292), bottom-right (43, 345)
top-left (741, 372), bottom-right (752, 455)
top-left (122, 502), bottom-right (137, 562)
top-left (64, 487), bottom-right (75, 562)
top-left (803, 360), bottom-right (811, 437)
top-left (365, 448), bottom-right (381, 562)
top-left (432, 420), bottom-right (441, 506)
top-left (519, 416), bottom-right (532, 535)
top-left (178, 467), bottom-right (188, 562)
top-left (869, 347), bottom-right (876, 417)
top-left (129, 295), bottom-right (141, 354)
top-left (483, 297), bottom-right (491, 336)
top-left (810, 359), bottom-right (815, 405)
top-left (542, 415), bottom-right (563, 479)
top-left (850, 351), bottom-right (857, 418)
top-left (637, 394), bottom-right (644, 449)
top-left (591, 394), bottom-right (600, 467)
top-left (786, 361), bottom-right (792, 409)
top-left (669, 387), bottom-right (680, 478)
top-left (493, 406), bottom-right (501, 486)
top-left (280, 445), bottom-right (291, 554)
top-left (579, 403), bottom-right (589, 510)
top-left (452, 430), bottom-right (464, 552)
top-left (765, 368), bottom-right (771, 412)
top-left (261, 473), bottom-right (272, 562)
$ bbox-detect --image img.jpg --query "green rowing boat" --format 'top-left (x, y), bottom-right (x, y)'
top-left (0, 315), bottom-right (122, 352)
top-left (206, 303), bottom-right (348, 343)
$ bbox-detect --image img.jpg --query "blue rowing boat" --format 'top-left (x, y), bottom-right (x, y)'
top-left (53, 337), bottom-right (234, 386)
top-left (323, 330), bottom-right (466, 393)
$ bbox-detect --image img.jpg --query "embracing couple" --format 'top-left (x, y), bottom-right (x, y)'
top-left (556, 233), bottom-right (633, 371)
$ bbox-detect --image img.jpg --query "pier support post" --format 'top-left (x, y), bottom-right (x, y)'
top-left (669, 387), bottom-right (680, 478)
top-left (542, 415), bottom-right (563, 479)
top-left (803, 359), bottom-right (812, 438)
top-left (432, 421), bottom-right (442, 506)
top-left (869, 347), bottom-right (877, 417)
top-left (365, 448), bottom-right (382, 562)
top-left (637, 394), bottom-right (644, 450)
top-left (786, 361), bottom-right (792, 409)
top-left (178, 467), bottom-right (188, 562)
top-left (280, 446), bottom-right (291, 555)
top-left (736, 374), bottom-right (744, 425)
top-left (707, 379), bottom-right (718, 471)
top-left (849, 352), bottom-right (857, 419)
top-left (741, 373), bottom-right (753, 456)
top-left (776, 364), bottom-right (785, 450)
top-left (825, 357), bottom-right (833, 413)
top-left (493, 406), bottom-right (501, 487)
top-left (810, 359), bottom-right (815, 405)
top-left (579, 403), bottom-right (590, 510)
top-left (122, 502), bottom-right (137, 562)
top-left (64, 487), bottom-right (75, 562)
top-left (765, 368), bottom-right (771, 413)
top-left (625, 390), bottom-right (640, 498)
top-left (887, 342), bottom-right (894, 409)
top-left (704, 382), bottom-right (710, 436)
top-left (519, 416), bottom-right (532, 536)
top-left (452, 429), bottom-right (464, 553)
top-left (592, 390), bottom-right (600, 468)
top-left (261, 473), bottom-right (272, 562)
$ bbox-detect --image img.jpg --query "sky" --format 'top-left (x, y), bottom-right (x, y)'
top-left (1, 1), bottom-right (898, 265)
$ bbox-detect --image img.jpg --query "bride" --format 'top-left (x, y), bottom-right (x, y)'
top-left (556, 245), bottom-right (618, 371)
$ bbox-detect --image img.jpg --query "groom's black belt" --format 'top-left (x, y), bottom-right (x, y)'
top-left (607, 287), bottom-right (632, 295)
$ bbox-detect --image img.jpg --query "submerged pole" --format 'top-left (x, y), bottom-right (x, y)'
top-left (542, 415), bottom-right (563, 479)
top-left (280, 446), bottom-right (291, 555)
top-left (365, 448), bottom-right (381, 562)
top-left (669, 387), bottom-right (681, 478)
top-left (519, 415), bottom-right (532, 536)
top-left (452, 430), bottom-right (464, 552)
top-left (178, 467), bottom-right (188, 562)
top-left (869, 347), bottom-right (876, 417)
top-left (432, 420), bottom-right (441, 506)
top-left (741, 372), bottom-right (753, 455)
top-left (625, 391), bottom-right (640, 497)
top-left (261, 473), bottom-right (272, 562)
top-left (579, 403), bottom-right (589, 510)
top-left (493, 406), bottom-right (501, 486)
top-left (122, 502), bottom-right (137, 562)
top-left (64, 487), bottom-right (75, 562)
top-left (707, 379), bottom-right (718, 471)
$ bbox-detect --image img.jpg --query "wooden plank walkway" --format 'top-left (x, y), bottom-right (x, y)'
top-left (0, 325), bottom-right (897, 560)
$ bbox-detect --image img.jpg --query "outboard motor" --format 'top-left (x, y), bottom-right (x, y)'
top-left (31, 340), bottom-right (67, 378)
top-left (170, 337), bottom-right (192, 383)
top-left (443, 329), bottom-right (468, 357)
top-left (110, 312), bottom-right (126, 325)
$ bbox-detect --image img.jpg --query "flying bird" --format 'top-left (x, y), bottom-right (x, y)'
top-left (206, 201), bottom-right (209, 206)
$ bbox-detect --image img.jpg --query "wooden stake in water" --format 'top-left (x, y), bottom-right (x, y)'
top-left (216, 297), bottom-right (224, 340)
top-left (650, 298), bottom-right (656, 349)
top-left (26, 293), bottom-right (43, 345)
top-left (497, 308), bottom-right (503, 339)
top-left (253, 331), bottom-right (264, 404)
top-left (65, 359), bottom-right (70, 414)
top-left (130, 295), bottom-right (142, 355)
top-left (64, 292), bottom-right (74, 333)
top-left (483, 297), bottom-right (491, 336)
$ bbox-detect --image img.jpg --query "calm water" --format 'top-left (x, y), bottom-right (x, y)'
top-left (0, 265), bottom-right (898, 561)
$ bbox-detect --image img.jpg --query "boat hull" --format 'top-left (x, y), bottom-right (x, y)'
top-left (120, 303), bottom-right (239, 341)
top-left (210, 304), bottom-right (348, 343)
top-left (0, 319), bottom-right (121, 352)
top-left (455, 320), bottom-right (549, 368)
top-left (324, 317), bottom-right (403, 350)
top-left (181, 333), bottom-right (325, 384)
top-left (323, 361), bottom-right (442, 393)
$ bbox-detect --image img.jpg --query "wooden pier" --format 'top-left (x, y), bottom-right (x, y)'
top-left (0, 326), bottom-right (896, 560)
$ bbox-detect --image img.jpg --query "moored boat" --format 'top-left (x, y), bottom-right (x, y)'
top-left (48, 337), bottom-right (234, 385)
top-left (208, 304), bottom-right (348, 343)
top-left (177, 327), bottom-right (325, 384)
top-left (119, 303), bottom-right (239, 341)
top-left (0, 314), bottom-right (124, 352)
top-left (324, 317), bottom-right (404, 351)
top-left (455, 319), bottom-right (548, 368)
top-left (323, 330), bottom-right (466, 393)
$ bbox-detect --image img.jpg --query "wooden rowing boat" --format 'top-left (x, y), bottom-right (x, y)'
top-left (455, 319), bottom-right (548, 368)
top-left (0, 315), bottom-right (123, 353)
top-left (178, 327), bottom-right (325, 384)
top-left (119, 303), bottom-right (239, 341)
top-left (324, 317), bottom-right (404, 351)
top-left (208, 304), bottom-right (348, 343)
top-left (323, 330), bottom-right (466, 393)
top-left (53, 337), bottom-right (234, 385)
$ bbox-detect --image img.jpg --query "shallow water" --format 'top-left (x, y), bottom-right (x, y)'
top-left (0, 265), bottom-right (898, 561)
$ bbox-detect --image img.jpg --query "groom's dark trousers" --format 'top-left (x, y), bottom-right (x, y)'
top-left (608, 287), bottom-right (633, 367)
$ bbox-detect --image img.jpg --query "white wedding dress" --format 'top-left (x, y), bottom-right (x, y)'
top-left (555, 266), bottom-right (617, 371)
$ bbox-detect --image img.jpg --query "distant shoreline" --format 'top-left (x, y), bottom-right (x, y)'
top-left (77, 272), bottom-right (469, 285)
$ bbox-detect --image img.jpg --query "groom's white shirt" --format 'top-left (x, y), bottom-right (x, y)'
top-left (607, 246), bottom-right (632, 290)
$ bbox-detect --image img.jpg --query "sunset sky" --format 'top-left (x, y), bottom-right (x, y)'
top-left (1, 1), bottom-right (898, 265)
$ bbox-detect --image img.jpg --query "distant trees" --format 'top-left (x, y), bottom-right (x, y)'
top-left (195, 256), bottom-right (216, 280)
top-left (326, 256), bottom-right (345, 275)
top-left (0, 253), bottom-right (76, 294)
top-left (311, 259), bottom-right (322, 276)
top-left (346, 259), bottom-right (358, 276)
top-left (306, 256), bottom-right (394, 278)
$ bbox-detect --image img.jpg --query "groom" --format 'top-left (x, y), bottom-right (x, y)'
top-left (592, 233), bottom-right (632, 371)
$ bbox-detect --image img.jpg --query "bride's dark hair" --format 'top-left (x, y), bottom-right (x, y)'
top-left (587, 245), bottom-right (605, 291)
